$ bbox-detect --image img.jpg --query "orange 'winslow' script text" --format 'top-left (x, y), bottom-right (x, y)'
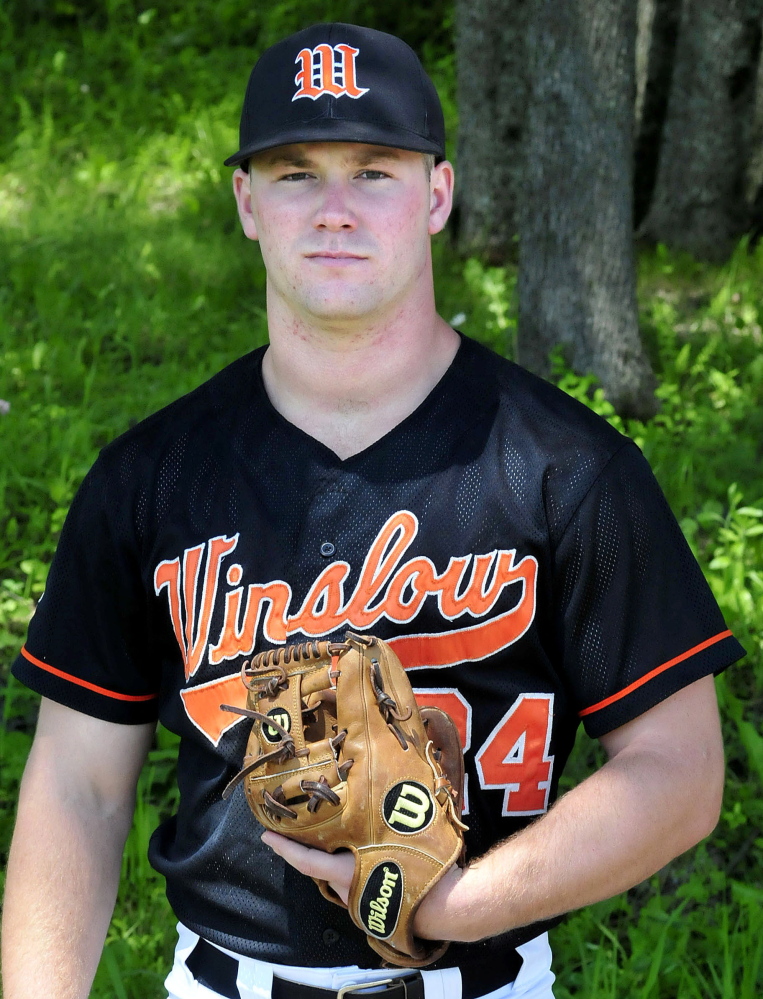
top-left (154, 511), bottom-right (537, 744)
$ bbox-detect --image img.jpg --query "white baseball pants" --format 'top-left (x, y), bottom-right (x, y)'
top-left (165, 923), bottom-right (556, 999)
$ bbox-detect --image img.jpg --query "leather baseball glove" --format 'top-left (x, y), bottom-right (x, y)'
top-left (222, 631), bottom-right (468, 967)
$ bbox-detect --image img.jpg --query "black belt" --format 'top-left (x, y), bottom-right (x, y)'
top-left (186, 937), bottom-right (522, 999)
top-left (186, 939), bottom-right (423, 998)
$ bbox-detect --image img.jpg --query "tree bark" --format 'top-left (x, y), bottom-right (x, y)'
top-left (453, 0), bottom-right (529, 262)
top-left (633, 0), bottom-right (682, 229)
top-left (748, 32), bottom-right (763, 241)
top-left (517, 0), bottom-right (657, 420)
top-left (639, 0), bottom-right (763, 261)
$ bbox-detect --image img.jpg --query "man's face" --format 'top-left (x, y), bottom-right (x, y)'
top-left (232, 142), bottom-right (453, 327)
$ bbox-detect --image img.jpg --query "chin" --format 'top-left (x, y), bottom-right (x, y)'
top-left (303, 295), bottom-right (385, 324)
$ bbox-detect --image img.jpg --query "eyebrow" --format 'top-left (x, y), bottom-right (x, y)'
top-left (353, 147), bottom-right (404, 166)
top-left (260, 151), bottom-right (314, 169)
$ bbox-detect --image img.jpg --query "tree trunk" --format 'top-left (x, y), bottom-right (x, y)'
top-left (517, 0), bottom-right (657, 421)
top-left (453, 0), bottom-right (529, 262)
top-left (639, 0), bottom-right (763, 261)
top-left (748, 30), bottom-right (763, 241)
top-left (633, 0), bottom-right (682, 229)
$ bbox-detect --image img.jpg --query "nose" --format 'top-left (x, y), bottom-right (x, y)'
top-left (313, 179), bottom-right (357, 232)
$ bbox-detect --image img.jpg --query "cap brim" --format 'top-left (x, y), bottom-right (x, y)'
top-left (224, 118), bottom-right (444, 166)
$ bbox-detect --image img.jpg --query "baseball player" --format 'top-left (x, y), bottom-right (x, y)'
top-left (2, 22), bottom-right (744, 999)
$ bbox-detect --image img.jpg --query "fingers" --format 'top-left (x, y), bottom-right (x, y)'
top-left (261, 831), bottom-right (325, 877)
top-left (261, 831), bottom-right (354, 903)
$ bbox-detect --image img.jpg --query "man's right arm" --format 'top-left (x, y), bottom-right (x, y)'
top-left (2, 698), bottom-right (154, 999)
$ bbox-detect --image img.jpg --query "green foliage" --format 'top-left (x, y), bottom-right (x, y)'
top-left (0, 7), bottom-right (762, 997)
top-left (461, 257), bottom-right (518, 356)
top-left (553, 875), bottom-right (763, 998)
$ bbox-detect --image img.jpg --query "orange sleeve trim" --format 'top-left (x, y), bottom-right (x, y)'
top-left (578, 630), bottom-right (733, 718)
top-left (20, 646), bottom-right (158, 703)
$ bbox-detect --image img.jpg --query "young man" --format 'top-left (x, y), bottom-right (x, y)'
top-left (2, 23), bottom-right (744, 999)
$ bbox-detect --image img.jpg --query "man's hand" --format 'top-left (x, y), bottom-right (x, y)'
top-left (261, 832), bottom-right (354, 903)
top-left (261, 830), bottom-right (465, 940)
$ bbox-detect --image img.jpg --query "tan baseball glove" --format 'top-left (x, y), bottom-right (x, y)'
top-left (222, 631), bottom-right (468, 967)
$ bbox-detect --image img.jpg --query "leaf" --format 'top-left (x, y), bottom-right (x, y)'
top-left (730, 881), bottom-right (763, 906)
top-left (638, 900), bottom-right (689, 998)
top-left (736, 719), bottom-right (763, 786)
top-left (102, 946), bottom-right (129, 999)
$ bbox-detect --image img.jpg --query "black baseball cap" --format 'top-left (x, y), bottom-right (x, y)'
top-left (224, 23), bottom-right (445, 167)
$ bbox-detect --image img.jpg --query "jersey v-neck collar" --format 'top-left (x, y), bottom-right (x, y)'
top-left (250, 333), bottom-right (497, 468)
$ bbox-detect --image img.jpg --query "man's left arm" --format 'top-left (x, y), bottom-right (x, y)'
top-left (264, 674), bottom-right (724, 943)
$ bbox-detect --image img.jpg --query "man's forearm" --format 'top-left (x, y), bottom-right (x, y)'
top-left (416, 678), bottom-right (724, 943)
top-left (2, 740), bottom-right (136, 999)
top-left (417, 740), bottom-right (719, 942)
top-left (2, 700), bottom-right (153, 999)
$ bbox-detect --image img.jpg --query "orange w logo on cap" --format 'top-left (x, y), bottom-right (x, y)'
top-left (293, 44), bottom-right (369, 101)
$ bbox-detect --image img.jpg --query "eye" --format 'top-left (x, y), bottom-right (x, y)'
top-left (278, 171), bottom-right (313, 182)
top-left (357, 169), bottom-right (390, 180)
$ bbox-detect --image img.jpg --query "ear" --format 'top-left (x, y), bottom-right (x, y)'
top-left (428, 160), bottom-right (455, 236)
top-left (232, 167), bottom-right (259, 241)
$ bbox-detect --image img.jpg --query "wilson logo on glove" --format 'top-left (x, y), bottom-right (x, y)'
top-left (359, 862), bottom-right (404, 939)
top-left (383, 781), bottom-right (435, 833)
top-left (262, 708), bottom-right (291, 743)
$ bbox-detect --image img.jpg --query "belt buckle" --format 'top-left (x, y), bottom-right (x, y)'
top-left (336, 980), bottom-right (397, 998)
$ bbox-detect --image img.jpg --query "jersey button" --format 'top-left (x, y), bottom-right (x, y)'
top-left (322, 928), bottom-right (340, 946)
top-left (320, 542), bottom-right (335, 557)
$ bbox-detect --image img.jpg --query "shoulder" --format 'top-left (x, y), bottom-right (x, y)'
top-left (77, 348), bottom-right (269, 546)
top-left (458, 334), bottom-right (626, 451)
top-left (455, 335), bottom-right (634, 530)
top-left (95, 348), bottom-right (266, 482)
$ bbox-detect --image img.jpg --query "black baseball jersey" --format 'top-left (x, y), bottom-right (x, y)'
top-left (13, 333), bottom-right (744, 979)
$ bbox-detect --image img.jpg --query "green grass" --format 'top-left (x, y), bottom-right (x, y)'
top-left (1, 4), bottom-right (762, 996)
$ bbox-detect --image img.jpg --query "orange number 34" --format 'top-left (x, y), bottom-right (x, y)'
top-left (415, 689), bottom-right (555, 818)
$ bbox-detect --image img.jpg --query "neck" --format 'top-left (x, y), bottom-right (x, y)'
top-left (261, 286), bottom-right (460, 460)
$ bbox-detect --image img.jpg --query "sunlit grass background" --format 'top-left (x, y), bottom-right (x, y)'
top-left (1, 4), bottom-right (762, 997)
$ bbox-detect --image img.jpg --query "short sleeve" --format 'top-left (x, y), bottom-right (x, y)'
top-left (12, 455), bottom-right (160, 724)
top-left (554, 443), bottom-right (745, 738)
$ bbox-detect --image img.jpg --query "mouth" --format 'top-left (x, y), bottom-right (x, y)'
top-left (304, 250), bottom-right (368, 262)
